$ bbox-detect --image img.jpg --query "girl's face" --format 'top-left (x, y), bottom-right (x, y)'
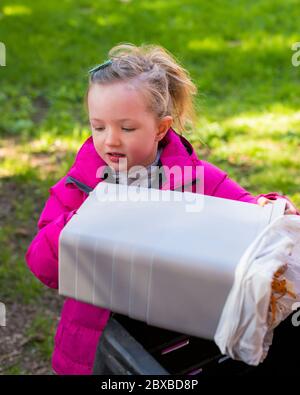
top-left (88, 82), bottom-right (172, 172)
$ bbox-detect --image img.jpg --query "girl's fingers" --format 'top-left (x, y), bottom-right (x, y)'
top-left (284, 201), bottom-right (298, 215)
top-left (285, 209), bottom-right (294, 215)
top-left (257, 197), bottom-right (298, 215)
top-left (257, 197), bottom-right (273, 207)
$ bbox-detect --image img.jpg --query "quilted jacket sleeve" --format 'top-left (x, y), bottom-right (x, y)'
top-left (25, 178), bottom-right (84, 289)
top-left (202, 160), bottom-right (299, 214)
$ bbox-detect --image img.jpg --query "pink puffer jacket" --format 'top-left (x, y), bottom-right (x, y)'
top-left (25, 128), bottom-right (293, 375)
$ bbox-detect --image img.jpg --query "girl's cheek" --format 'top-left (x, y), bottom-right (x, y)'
top-left (92, 138), bottom-right (103, 156)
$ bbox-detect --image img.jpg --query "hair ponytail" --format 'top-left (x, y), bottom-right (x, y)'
top-left (145, 45), bottom-right (197, 131)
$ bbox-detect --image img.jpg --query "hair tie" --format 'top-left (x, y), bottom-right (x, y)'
top-left (88, 59), bottom-right (112, 74)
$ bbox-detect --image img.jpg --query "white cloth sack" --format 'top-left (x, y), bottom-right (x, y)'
top-left (214, 214), bottom-right (300, 366)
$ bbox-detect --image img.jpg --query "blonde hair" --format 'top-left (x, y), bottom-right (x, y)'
top-left (87, 43), bottom-right (197, 132)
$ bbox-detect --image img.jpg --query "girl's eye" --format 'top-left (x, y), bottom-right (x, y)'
top-left (93, 127), bottom-right (135, 132)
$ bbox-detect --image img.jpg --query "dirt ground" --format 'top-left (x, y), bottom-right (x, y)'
top-left (0, 291), bottom-right (63, 375)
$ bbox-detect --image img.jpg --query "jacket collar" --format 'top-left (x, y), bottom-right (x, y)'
top-left (158, 128), bottom-right (199, 190)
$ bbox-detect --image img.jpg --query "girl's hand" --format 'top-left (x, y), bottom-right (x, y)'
top-left (257, 197), bottom-right (298, 215)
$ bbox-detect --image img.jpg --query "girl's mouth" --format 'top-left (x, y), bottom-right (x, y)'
top-left (107, 152), bottom-right (126, 163)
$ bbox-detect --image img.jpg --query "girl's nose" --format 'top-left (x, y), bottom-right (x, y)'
top-left (105, 129), bottom-right (121, 147)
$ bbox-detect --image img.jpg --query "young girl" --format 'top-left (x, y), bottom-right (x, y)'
top-left (25, 43), bottom-right (299, 375)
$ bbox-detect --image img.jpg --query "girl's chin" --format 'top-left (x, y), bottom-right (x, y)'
top-left (109, 161), bottom-right (129, 173)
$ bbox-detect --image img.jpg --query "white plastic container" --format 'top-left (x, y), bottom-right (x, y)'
top-left (59, 182), bottom-right (286, 339)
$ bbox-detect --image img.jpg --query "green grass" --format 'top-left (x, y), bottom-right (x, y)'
top-left (2, 364), bottom-right (23, 375)
top-left (0, 182), bottom-right (45, 303)
top-left (0, 0), bottom-right (300, 373)
top-left (25, 313), bottom-right (56, 360)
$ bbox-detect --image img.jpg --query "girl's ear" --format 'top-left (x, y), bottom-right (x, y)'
top-left (156, 116), bottom-right (173, 142)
